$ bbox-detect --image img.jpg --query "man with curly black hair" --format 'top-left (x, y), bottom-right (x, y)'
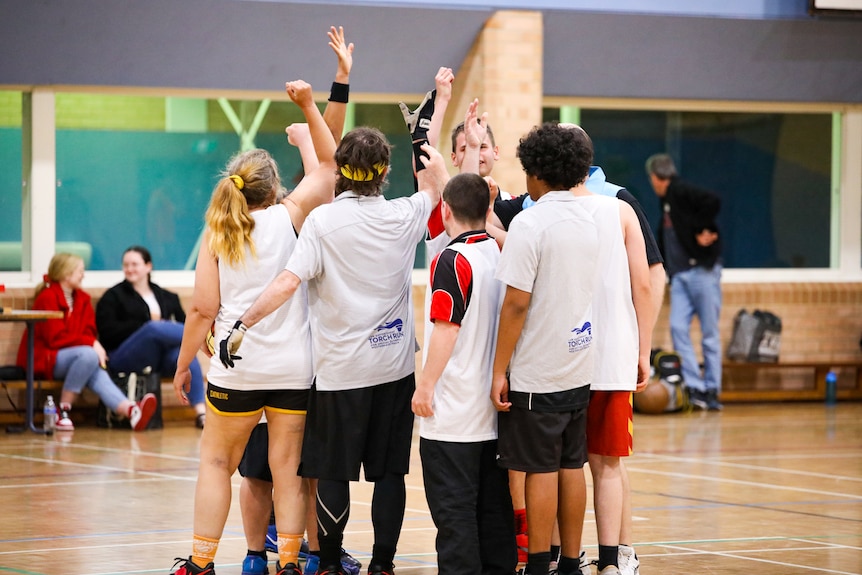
top-left (491, 123), bottom-right (599, 575)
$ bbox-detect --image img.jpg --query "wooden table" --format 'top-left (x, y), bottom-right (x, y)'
top-left (1, 309), bottom-right (64, 433)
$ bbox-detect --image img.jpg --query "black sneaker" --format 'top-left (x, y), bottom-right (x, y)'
top-left (275, 562), bottom-right (302, 575)
top-left (706, 390), bottom-right (723, 411)
top-left (688, 388), bottom-right (709, 410)
top-left (171, 557), bottom-right (216, 575)
top-left (367, 564), bottom-right (394, 575)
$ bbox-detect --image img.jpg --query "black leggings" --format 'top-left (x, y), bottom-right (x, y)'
top-left (317, 473), bottom-right (406, 569)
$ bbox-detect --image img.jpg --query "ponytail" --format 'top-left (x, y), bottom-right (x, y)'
top-left (205, 177), bottom-right (257, 266)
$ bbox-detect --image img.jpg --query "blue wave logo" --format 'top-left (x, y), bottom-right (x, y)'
top-left (571, 321), bottom-right (592, 335)
top-left (569, 321), bottom-right (592, 353)
top-left (376, 319), bottom-right (403, 333)
top-left (370, 318), bottom-right (406, 349)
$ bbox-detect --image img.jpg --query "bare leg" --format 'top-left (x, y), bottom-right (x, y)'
top-left (557, 467), bottom-right (587, 559)
top-left (620, 461), bottom-right (632, 545)
top-left (589, 453), bottom-right (622, 548)
top-left (268, 409), bottom-right (308, 566)
top-left (191, 406), bottom-right (259, 563)
top-left (241, 477), bottom-right (273, 552)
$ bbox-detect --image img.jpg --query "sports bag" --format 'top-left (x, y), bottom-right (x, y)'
top-left (726, 309), bottom-right (782, 363)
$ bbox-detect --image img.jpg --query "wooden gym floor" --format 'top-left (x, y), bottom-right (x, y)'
top-left (1, 402), bottom-right (860, 575)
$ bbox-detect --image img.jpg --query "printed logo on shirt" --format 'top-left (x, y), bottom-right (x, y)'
top-left (369, 318), bottom-right (405, 349)
top-left (569, 321), bottom-right (592, 353)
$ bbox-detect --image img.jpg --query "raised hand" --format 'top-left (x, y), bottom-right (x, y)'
top-left (286, 123), bottom-right (311, 148)
top-left (328, 25), bottom-right (354, 82)
top-left (285, 80), bottom-right (314, 110)
top-left (434, 67), bottom-right (454, 103)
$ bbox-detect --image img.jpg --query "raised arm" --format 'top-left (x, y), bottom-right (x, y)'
top-left (416, 143), bottom-right (449, 209)
top-left (459, 99), bottom-right (486, 175)
top-left (281, 80), bottom-right (337, 231)
top-left (322, 25), bottom-right (353, 144)
top-left (426, 67), bottom-right (454, 150)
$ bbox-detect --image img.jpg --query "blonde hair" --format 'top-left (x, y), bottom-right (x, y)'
top-left (35, 253), bottom-right (83, 296)
top-left (205, 149), bottom-right (280, 266)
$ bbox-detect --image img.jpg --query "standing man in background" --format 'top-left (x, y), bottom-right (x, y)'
top-left (646, 153), bottom-right (723, 411)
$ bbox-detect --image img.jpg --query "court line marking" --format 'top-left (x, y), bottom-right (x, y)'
top-left (623, 465), bottom-right (862, 500)
top-left (660, 543), bottom-right (858, 575)
top-left (636, 452), bottom-right (862, 483)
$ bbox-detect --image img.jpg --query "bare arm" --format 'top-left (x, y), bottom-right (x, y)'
top-left (239, 269), bottom-right (302, 329)
top-left (620, 202), bottom-right (653, 391)
top-left (173, 235), bottom-right (220, 402)
top-left (413, 320), bottom-right (460, 418)
top-left (426, 67), bottom-right (454, 150)
top-left (322, 25), bottom-right (353, 144)
top-left (459, 99), bottom-right (486, 175)
top-left (649, 262), bottom-right (666, 330)
top-left (286, 123), bottom-right (317, 175)
top-left (491, 286), bottom-right (531, 411)
top-left (416, 143), bottom-right (449, 209)
top-left (282, 80), bottom-right (337, 232)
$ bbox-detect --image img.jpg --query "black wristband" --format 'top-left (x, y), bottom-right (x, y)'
top-left (329, 82), bottom-right (349, 103)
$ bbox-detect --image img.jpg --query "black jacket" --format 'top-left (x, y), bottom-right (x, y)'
top-left (658, 177), bottom-right (722, 268)
top-left (95, 280), bottom-right (186, 351)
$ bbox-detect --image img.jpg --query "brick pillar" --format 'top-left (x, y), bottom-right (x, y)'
top-left (443, 10), bottom-right (543, 196)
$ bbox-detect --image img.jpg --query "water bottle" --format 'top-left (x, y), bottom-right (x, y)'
top-left (43, 395), bottom-right (57, 434)
top-left (825, 370), bottom-right (837, 406)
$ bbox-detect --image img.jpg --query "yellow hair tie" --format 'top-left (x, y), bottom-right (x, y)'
top-left (339, 163), bottom-right (387, 182)
top-left (229, 175), bottom-right (245, 190)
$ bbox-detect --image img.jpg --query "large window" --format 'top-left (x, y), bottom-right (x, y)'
top-left (0, 91), bottom-right (23, 271)
top-left (50, 94), bottom-right (425, 271)
top-left (546, 108), bottom-right (833, 269)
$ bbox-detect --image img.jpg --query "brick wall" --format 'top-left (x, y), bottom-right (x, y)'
top-left (3, 282), bottom-right (860, 415)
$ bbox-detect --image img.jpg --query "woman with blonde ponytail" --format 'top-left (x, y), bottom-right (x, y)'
top-left (170, 67), bottom-right (341, 575)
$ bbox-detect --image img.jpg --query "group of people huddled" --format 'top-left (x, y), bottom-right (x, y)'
top-left (161, 25), bottom-right (671, 575)
top-left (24, 22), bottom-right (725, 575)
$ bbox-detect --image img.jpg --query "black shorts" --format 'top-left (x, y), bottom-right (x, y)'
top-left (299, 374), bottom-right (415, 482)
top-left (206, 383), bottom-right (309, 415)
top-left (497, 403), bottom-right (589, 473)
top-left (238, 422), bottom-right (272, 482)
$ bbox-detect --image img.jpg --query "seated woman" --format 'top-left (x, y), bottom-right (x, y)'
top-left (18, 253), bottom-right (157, 431)
top-left (96, 245), bottom-right (206, 428)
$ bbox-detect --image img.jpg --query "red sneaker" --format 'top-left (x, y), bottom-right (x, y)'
top-left (130, 393), bottom-right (157, 431)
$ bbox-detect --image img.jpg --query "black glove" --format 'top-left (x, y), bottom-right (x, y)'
top-left (399, 89), bottom-right (436, 140)
top-left (219, 320), bottom-right (247, 368)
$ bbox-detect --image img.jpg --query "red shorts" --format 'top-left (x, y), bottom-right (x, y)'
top-left (586, 390), bottom-right (633, 457)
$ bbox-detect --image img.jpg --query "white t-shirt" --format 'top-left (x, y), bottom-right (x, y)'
top-left (208, 204), bottom-right (313, 391)
top-left (420, 233), bottom-right (503, 442)
top-left (287, 191), bottom-right (433, 391)
top-left (495, 191), bottom-right (599, 394)
top-left (574, 195), bottom-right (639, 391)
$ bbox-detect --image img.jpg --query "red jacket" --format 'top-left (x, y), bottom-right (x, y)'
top-left (17, 282), bottom-right (98, 379)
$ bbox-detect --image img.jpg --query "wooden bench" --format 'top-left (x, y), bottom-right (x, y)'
top-left (0, 376), bottom-right (192, 426)
top-left (721, 360), bottom-right (862, 402)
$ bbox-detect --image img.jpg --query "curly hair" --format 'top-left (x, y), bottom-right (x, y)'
top-left (516, 122), bottom-right (593, 190)
top-left (335, 127), bottom-right (391, 197)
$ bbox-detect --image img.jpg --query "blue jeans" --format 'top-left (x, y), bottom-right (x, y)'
top-left (669, 265), bottom-right (722, 393)
top-left (107, 320), bottom-right (204, 406)
top-left (54, 346), bottom-right (127, 412)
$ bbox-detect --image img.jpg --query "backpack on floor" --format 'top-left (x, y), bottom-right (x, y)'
top-left (726, 309), bottom-right (782, 363)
